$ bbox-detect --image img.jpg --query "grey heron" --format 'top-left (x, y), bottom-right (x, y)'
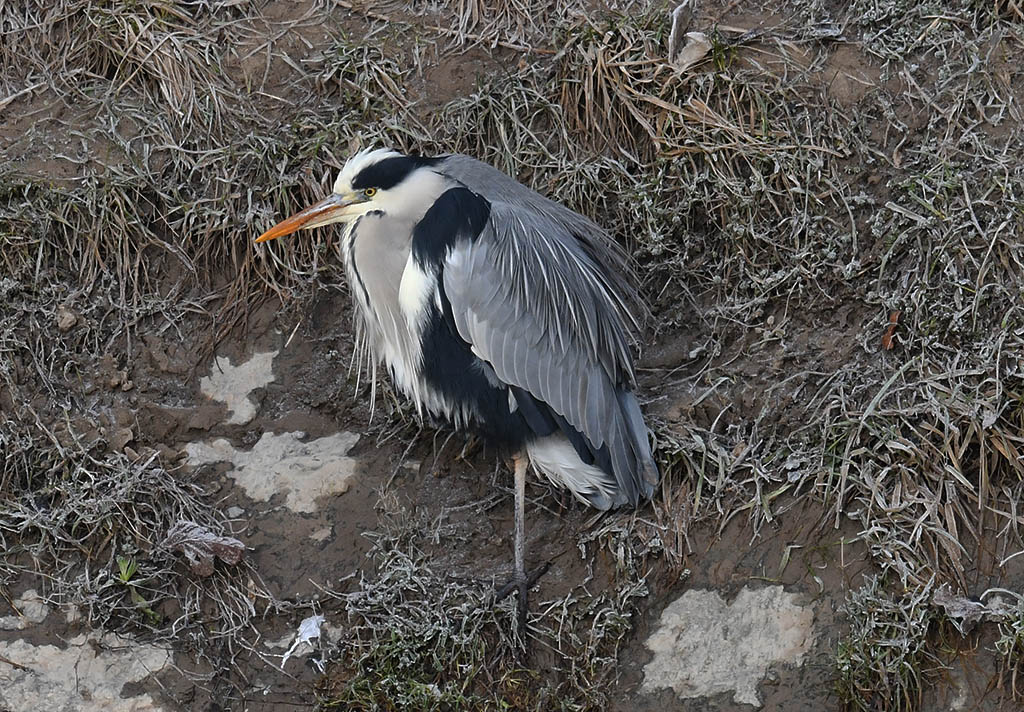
top-left (255, 149), bottom-right (659, 631)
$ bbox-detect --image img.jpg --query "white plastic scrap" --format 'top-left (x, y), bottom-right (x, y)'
top-left (280, 614), bottom-right (326, 668)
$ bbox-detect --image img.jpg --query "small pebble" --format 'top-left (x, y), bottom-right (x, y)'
top-left (56, 305), bottom-right (77, 331)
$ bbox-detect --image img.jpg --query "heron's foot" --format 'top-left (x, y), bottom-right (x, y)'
top-left (494, 561), bottom-right (550, 601)
top-left (494, 561), bottom-right (551, 641)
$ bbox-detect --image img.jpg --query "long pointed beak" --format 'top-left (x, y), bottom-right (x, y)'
top-left (255, 193), bottom-right (361, 243)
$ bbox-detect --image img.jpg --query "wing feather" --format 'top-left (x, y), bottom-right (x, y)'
top-left (442, 196), bottom-right (658, 505)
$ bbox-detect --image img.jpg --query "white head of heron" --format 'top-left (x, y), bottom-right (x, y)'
top-left (255, 148), bottom-right (446, 244)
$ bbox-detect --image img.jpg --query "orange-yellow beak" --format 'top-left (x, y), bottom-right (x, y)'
top-left (254, 193), bottom-right (363, 243)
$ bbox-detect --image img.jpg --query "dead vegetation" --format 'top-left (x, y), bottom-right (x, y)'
top-left (2, 0), bottom-right (1024, 709)
top-left (312, 494), bottom-right (649, 710)
top-left (0, 401), bottom-right (278, 664)
top-left (835, 575), bottom-right (938, 711)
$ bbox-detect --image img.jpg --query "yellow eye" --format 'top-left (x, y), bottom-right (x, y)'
top-left (364, 187), bottom-right (377, 197)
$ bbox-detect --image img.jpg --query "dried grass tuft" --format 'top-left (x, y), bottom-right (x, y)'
top-left (0, 411), bottom-right (277, 664)
top-left (835, 576), bottom-right (938, 711)
top-left (313, 494), bottom-right (649, 710)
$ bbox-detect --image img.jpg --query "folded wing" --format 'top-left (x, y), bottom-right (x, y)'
top-left (441, 195), bottom-right (658, 507)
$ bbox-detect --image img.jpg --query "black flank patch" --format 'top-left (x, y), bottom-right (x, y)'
top-left (511, 384), bottom-right (612, 472)
top-left (419, 305), bottom-right (530, 452)
top-left (411, 186), bottom-right (490, 269)
top-left (351, 155), bottom-right (443, 191)
top-left (508, 385), bottom-right (557, 437)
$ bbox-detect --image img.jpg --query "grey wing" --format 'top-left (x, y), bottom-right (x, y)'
top-left (442, 199), bottom-right (658, 506)
top-left (438, 153), bottom-right (647, 336)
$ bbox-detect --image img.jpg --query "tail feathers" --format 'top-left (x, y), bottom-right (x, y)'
top-left (523, 388), bottom-right (659, 510)
top-left (527, 435), bottom-right (618, 510)
top-left (616, 389), bottom-right (660, 501)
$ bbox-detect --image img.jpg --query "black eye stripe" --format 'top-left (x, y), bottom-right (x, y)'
top-left (351, 155), bottom-right (442, 191)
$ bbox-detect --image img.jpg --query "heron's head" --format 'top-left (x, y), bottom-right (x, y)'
top-left (255, 148), bottom-right (446, 243)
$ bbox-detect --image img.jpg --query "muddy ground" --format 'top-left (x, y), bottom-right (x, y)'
top-left (2, 0), bottom-right (1024, 710)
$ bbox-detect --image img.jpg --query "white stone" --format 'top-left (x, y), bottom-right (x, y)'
top-left (0, 589), bottom-right (49, 631)
top-left (185, 431), bottom-right (360, 513)
top-left (641, 586), bottom-right (816, 707)
top-left (0, 631), bottom-right (169, 712)
top-left (199, 351), bottom-right (277, 425)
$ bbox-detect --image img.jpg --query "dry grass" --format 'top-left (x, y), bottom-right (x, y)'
top-left (3, 0), bottom-right (1024, 708)
top-left (0, 1), bottom-right (249, 135)
top-left (0, 2), bottom-right (430, 336)
top-left (314, 494), bottom-right (649, 710)
top-left (0, 392), bottom-right (277, 665)
top-left (370, 0), bottom-right (595, 51)
top-left (803, 0), bottom-right (1024, 589)
top-left (799, 0), bottom-right (1020, 62)
top-left (835, 575), bottom-right (938, 711)
top-left (995, 594), bottom-right (1024, 695)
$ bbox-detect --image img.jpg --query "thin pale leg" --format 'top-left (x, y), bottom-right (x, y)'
top-left (513, 453), bottom-right (527, 585)
top-left (495, 453), bottom-right (551, 644)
